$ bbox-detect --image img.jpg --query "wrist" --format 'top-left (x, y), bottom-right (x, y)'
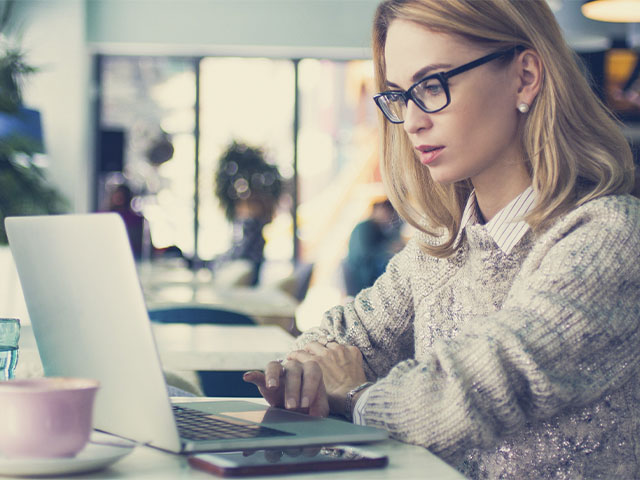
top-left (344, 382), bottom-right (373, 421)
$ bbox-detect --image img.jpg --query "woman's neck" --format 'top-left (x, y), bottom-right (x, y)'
top-left (472, 166), bottom-right (531, 222)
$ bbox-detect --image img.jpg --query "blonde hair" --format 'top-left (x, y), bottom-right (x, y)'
top-left (373, 0), bottom-right (635, 257)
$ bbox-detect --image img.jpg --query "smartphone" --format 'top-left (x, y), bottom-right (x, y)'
top-left (188, 445), bottom-right (388, 477)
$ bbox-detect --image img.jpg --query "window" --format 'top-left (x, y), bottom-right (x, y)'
top-left (198, 58), bottom-right (295, 261)
top-left (98, 56), bottom-right (197, 257)
top-left (95, 54), bottom-right (380, 301)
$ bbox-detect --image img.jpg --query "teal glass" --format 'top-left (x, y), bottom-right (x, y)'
top-left (0, 318), bottom-right (20, 380)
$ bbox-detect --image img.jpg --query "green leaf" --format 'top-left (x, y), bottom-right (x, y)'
top-left (0, 155), bottom-right (68, 244)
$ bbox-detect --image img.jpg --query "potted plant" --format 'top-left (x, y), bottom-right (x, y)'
top-left (0, 0), bottom-right (66, 244)
top-left (0, 0), bottom-right (66, 317)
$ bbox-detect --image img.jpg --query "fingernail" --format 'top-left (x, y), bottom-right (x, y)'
top-left (267, 378), bottom-right (277, 388)
top-left (286, 398), bottom-right (297, 409)
top-left (300, 396), bottom-right (310, 409)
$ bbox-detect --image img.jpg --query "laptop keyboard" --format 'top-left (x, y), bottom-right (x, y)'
top-left (173, 405), bottom-right (294, 441)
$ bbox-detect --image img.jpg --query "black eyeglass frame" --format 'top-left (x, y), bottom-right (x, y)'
top-left (373, 46), bottom-right (523, 124)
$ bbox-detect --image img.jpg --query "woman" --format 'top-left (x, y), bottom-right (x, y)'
top-left (244, 0), bottom-right (640, 477)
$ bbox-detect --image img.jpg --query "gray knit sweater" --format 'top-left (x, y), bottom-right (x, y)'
top-left (295, 194), bottom-right (640, 479)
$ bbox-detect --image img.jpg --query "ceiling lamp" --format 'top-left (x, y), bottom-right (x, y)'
top-left (582, 0), bottom-right (640, 23)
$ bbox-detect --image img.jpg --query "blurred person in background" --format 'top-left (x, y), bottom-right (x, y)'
top-left (212, 141), bottom-right (283, 286)
top-left (105, 183), bottom-right (144, 259)
top-left (343, 198), bottom-right (403, 296)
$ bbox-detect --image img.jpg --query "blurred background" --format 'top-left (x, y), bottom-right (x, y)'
top-left (1, 0), bottom-right (639, 333)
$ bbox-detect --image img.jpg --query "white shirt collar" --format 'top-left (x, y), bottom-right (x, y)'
top-left (458, 186), bottom-right (536, 254)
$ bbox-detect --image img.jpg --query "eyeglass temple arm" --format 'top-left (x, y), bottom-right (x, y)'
top-left (443, 47), bottom-right (521, 80)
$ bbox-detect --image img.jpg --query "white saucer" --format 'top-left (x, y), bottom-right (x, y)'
top-left (0, 437), bottom-right (134, 478)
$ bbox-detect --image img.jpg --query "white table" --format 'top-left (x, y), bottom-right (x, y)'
top-left (88, 438), bottom-right (465, 480)
top-left (138, 261), bottom-right (301, 334)
top-left (145, 287), bottom-right (300, 334)
top-left (151, 323), bottom-right (294, 371)
top-left (16, 323), bottom-right (295, 378)
top-left (145, 287), bottom-right (298, 321)
top-left (0, 398), bottom-right (466, 480)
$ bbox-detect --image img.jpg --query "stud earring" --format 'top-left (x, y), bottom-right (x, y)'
top-left (517, 103), bottom-right (530, 113)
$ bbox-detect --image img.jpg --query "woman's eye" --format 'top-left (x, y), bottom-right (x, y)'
top-left (416, 80), bottom-right (443, 96)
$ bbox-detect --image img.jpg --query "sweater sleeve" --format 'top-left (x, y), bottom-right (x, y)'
top-left (360, 196), bottom-right (640, 460)
top-left (293, 237), bottom-right (424, 379)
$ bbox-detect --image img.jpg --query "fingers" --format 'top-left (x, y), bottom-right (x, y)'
top-left (303, 341), bottom-right (327, 355)
top-left (281, 360), bottom-right (323, 412)
top-left (264, 360), bottom-right (285, 389)
top-left (243, 369), bottom-right (284, 408)
top-left (254, 447), bottom-right (311, 463)
top-left (323, 342), bottom-right (360, 358)
top-left (282, 447), bottom-right (302, 458)
top-left (301, 338), bottom-right (340, 354)
top-left (299, 362), bottom-right (322, 410)
top-left (301, 340), bottom-right (349, 356)
top-left (282, 361), bottom-right (302, 410)
top-left (307, 374), bottom-right (329, 417)
top-left (288, 349), bottom-right (316, 363)
top-left (295, 342), bottom-right (358, 368)
top-left (289, 340), bottom-right (338, 364)
top-left (244, 358), bottom-right (328, 416)
top-left (242, 370), bottom-right (266, 389)
top-left (264, 449), bottom-right (284, 463)
top-left (302, 446), bottom-right (322, 457)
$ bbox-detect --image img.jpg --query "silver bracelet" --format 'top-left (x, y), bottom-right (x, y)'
top-left (344, 381), bottom-right (373, 421)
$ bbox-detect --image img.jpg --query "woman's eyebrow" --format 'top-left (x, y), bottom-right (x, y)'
top-left (385, 62), bottom-right (453, 90)
top-left (410, 63), bottom-right (452, 82)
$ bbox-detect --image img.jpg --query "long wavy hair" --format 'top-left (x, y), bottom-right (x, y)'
top-left (373, 0), bottom-right (635, 257)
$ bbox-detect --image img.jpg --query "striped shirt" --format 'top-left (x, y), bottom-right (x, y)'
top-left (458, 186), bottom-right (535, 254)
top-left (352, 186), bottom-right (536, 424)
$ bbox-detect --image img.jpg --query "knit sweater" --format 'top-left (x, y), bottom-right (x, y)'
top-left (294, 194), bottom-right (640, 479)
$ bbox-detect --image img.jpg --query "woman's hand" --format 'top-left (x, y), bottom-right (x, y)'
top-left (243, 359), bottom-right (330, 417)
top-left (288, 340), bottom-right (367, 416)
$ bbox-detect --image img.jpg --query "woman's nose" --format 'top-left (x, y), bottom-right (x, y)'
top-left (403, 100), bottom-right (433, 135)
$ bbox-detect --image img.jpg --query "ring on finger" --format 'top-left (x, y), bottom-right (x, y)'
top-left (320, 334), bottom-right (336, 346)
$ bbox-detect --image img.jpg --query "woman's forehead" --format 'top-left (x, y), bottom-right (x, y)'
top-left (383, 20), bottom-right (484, 84)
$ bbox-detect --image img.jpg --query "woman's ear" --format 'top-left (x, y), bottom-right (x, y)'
top-left (516, 49), bottom-right (543, 106)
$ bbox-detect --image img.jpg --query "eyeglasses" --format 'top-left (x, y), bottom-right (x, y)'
top-left (373, 47), bottom-right (520, 124)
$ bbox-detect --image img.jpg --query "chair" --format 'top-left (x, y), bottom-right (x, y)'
top-left (272, 262), bottom-right (315, 302)
top-left (148, 306), bottom-right (260, 397)
top-left (341, 259), bottom-right (360, 298)
top-left (210, 259), bottom-right (255, 287)
top-left (292, 262), bottom-right (314, 302)
top-left (148, 306), bottom-right (255, 325)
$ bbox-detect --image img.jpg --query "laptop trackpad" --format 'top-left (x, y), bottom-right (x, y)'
top-left (222, 408), bottom-right (319, 424)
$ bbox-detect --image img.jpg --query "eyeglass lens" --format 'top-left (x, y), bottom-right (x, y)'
top-left (378, 76), bottom-right (448, 123)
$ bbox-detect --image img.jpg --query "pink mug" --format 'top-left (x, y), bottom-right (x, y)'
top-left (0, 377), bottom-right (100, 458)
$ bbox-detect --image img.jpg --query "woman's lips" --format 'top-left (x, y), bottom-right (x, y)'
top-left (416, 145), bottom-right (444, 165)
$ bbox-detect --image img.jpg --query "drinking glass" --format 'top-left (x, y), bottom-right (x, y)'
top-left (0, 318), bottom-right (20, 380)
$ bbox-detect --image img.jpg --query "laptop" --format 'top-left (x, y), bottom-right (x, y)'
top-left (5, 213), bottom-right (388, 453)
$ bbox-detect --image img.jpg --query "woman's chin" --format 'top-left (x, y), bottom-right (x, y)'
top-left (427, 169), bottom-right (466, 186)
